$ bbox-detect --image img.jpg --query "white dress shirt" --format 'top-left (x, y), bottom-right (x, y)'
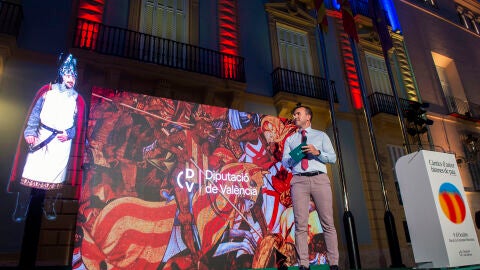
top-left (281, 126), bottom-right (336, 174)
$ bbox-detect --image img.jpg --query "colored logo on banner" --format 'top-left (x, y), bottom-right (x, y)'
top-left (438, 183), bottom-right (466, 224)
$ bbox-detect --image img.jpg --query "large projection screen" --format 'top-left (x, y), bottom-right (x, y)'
top-left (73, 87), bottom-right (328, 269)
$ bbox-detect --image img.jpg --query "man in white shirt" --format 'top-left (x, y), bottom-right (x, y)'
top-left (282, 105), bottom-right (339, 270)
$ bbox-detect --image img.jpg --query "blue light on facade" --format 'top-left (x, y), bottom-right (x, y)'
top-left (331, 0), bottom-right (402, 33)
top-left (332, 0), bottom-right (341, 10)
top-left (380, 0), bottom-right (402, 32)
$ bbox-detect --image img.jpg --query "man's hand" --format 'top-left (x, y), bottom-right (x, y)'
top-left (302, 144), bottom-right (320, 156)
top-left (25, 135), bottom-right (38, 145)
top-left (57, 133), bottom-right (70, 142)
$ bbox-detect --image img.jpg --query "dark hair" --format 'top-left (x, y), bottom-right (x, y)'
top-left (292, 105), bottom-right (313, 121)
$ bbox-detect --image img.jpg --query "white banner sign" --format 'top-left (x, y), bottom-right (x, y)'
top-left (396, 150), bottom-right (480, 268)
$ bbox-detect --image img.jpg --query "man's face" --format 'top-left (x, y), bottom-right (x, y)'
top-left (62, 74), bottom-right (76, 89)
top-left (293, 107), bottom-right (310, 129)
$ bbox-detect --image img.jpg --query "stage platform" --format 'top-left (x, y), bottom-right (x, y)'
top-left (1, 264), bottom-right (479, 269)
top-left (2, 261), bottom-right (477, 269)
top-left (243, 265), bottom-right (480, 270)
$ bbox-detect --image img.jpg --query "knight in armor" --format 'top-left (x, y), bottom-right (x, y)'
top-left (8, 54), bottom-right (85, 222)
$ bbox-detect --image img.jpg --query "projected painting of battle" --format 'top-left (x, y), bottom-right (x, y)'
top-left (73, 87), bottom-right (328, 269)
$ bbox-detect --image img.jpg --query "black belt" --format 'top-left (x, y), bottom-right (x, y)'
top-left (295, 171), bottom-right (324, 177)
top-left (28, 123), bottom-right (63, 153)
top-left (40, 123), bottom-right (62, 133)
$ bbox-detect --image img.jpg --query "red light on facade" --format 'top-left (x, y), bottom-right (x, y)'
top-left (77, 0), bottom-right (105, 49)
top-left (339, 33), bottom-right (363, 109)
top-left (78, 2), bottom-right (104, 20)
top-left (77, 0), bottom-right (105, 22)
top-left (218, 0), bottom-right (239, 79)
top-left (222, 56), bottom-right (238, 79)
top-left (77, 22), bottom-right (99, 49)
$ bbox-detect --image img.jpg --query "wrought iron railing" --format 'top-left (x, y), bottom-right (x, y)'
top-left (73, 19), bottom-right (245, 82)
top-left (271, 68), bottom-right (337, 102)
top-left (368, 92), bottom-right (411, 116)
top-left (446, 95), bottom-right (480, 120)
top-left (0, 0), bottom-right (23, 36)
top-left (412, 0), bottom-right (438, 9)
top-left (468, 160), bottom-right (480, 191)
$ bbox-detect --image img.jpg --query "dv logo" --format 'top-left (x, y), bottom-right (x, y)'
top-left (176, 168), bottom-right (197, 192)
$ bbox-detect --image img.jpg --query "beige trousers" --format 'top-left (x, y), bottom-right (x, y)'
top-left (290, 173), bottom-right (339, 266)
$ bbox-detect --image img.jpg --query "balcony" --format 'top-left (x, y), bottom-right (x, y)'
top-left (368, 92), bottom-right (411, 116)
top-left (0, 0), bottom-right (23, 36)
top-left (271, 68), bottom-right (337, 102)
top-left (72, 19), bottom-right (245, 82)
top-left (446, 95), bottom-right (480, 122)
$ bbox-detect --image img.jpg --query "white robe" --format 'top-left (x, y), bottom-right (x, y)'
top-left (22, 85), bottom-right (77, 187)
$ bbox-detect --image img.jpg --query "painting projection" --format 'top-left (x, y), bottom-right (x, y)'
top-left (74, 87), bottom-right (328, 269)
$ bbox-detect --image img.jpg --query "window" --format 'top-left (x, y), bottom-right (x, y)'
top-left (365, 52), bottom-right (392, 95)
top-left (462, 134), bottom-right (480, 190)
top-left (457, 5), bottom-right (480, 35)
top-left (432, 52), bottom-right (469, 116)
top-left (387, 145), bottom-right (406, 205)
top-left (266, 4), bottom-right (323, 98)
top-left (412, 0), bottom-right (436, 8)
top-left (276, 24), bottom-right (313, 75)
top-left (467, 13), bottom-right (480, 34)
top-left (137, 0), bottom-right (189, 64)
top-left (467, 154), bottom-right (480, 191)
top-left (458, 11), bottom-right (471, 29)
top-left (424, 0), bottom-right (436, 7)
top-left (141, 0), bottom-right (188, 42)
top-left (435, 66), bottom-right (451, 96)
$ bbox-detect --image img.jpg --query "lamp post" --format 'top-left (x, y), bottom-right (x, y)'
top-left (350, 38), bottom-right (404, 268)
top-left (315, 11), bottom-right (361, 269)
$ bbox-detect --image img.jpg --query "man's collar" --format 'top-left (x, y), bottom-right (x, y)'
top-left (298, 126), bottom-right (312, 133)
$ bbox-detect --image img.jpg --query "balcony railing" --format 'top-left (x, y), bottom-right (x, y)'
top-left (368, 92), bottom-right (411, 116)
top-left (0, 0), bottom-right (23, 36)
top-left (446, 95), bottom-right (480, 121)
top-left (271, 68), bottom-right (337, 102)
top-left (412, 0), bottom-right (438, 9)
top-left (73, 19), bottom-right (245, 82)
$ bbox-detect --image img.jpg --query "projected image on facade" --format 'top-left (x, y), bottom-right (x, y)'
top-left (8, 54), bottom-right (86, 223)
top-left (74, 87), bottom-right (328, 269)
